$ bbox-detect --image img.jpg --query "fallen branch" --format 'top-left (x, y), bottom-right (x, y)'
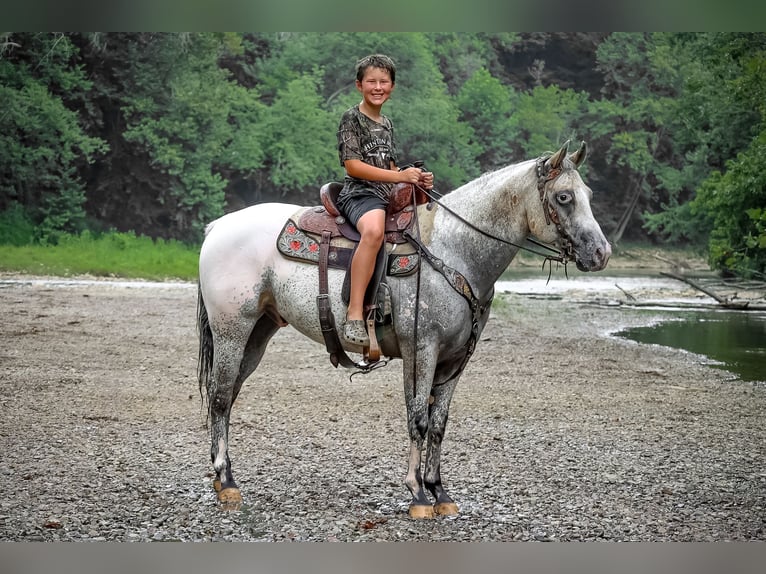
top-left (660, 271), bottom-right (751, 309)
top-left (653, 252), bottom-right (690, 270)
top-left (614, 283), bottom-right (636, 301)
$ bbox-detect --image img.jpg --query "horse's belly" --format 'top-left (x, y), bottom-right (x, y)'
top-left (270, 259), bottom-right (346, 340)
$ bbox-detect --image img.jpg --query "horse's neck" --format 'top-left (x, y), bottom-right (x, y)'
top-left (431, 161), bottom-right (536, 291)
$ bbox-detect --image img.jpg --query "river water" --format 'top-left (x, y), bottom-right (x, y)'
top-left (498, 266), bottom-right (766, 384)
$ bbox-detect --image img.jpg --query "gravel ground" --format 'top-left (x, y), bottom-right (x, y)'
top-left (0, 277), bottom-right (764, 541)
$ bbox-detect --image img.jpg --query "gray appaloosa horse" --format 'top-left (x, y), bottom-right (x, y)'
top-left (197, 140), bottom-right (611, 518)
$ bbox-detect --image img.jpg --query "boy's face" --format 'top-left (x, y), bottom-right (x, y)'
top-left (356, 66), bottom-right (394, 109)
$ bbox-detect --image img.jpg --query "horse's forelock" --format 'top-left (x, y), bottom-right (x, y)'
top-left (562, 157), bottom-right (578, 171)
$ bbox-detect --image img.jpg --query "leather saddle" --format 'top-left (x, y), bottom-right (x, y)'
top-left (276, 182), bottom-right (429, 278)
top-left (299, 181), bottom-right (429, 244)
top-left (275, 181), bottom-right (429, 369)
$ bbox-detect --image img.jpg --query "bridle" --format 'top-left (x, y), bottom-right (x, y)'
top-left (535, 156), bottom-right (576, 265)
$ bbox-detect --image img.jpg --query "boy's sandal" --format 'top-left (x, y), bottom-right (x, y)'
top-left (343, 319), bottom-right (369, 346)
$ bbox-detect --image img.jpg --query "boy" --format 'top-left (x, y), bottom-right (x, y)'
top-left (336, 54), bottom-right (434, 346)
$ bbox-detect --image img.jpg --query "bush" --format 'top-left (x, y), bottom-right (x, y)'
top-left (0, 203), bottom-right (36, 246)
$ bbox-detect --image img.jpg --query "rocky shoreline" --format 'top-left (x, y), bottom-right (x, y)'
top-left (0, 278), bottom-right (764, 541)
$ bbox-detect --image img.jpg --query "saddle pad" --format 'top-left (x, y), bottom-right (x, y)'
top-left (276, 214), bottom-right (420, 276)
top-left (276, 217), bottom-right (352, 269)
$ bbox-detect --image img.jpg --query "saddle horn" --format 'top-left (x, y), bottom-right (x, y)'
top-left (546, 139), bottom-right (570, 170)
top-left (568, 140), bottom-right (587, 168)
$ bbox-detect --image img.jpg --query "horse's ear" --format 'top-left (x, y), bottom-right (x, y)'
top-left (547, 140), bottom-right (570, 170)
top-left (568, 141), bottom-right (587, 168)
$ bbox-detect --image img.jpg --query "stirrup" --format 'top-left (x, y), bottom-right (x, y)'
top-left (343, 319), bottom-right (369, 346)
top-left (365, 315), bottom-right (380, 362)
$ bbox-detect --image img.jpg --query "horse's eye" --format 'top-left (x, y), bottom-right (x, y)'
top-left (556, 191), bottom-right (573, 205)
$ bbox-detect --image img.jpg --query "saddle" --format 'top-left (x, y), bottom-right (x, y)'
top-left (276, 181), bottom-right (430, 368)
top-left (304, 181), bottom-right (428, 243)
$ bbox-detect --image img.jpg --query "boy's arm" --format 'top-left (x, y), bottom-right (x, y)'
top-left (344, 159), bottom-right (425, 185)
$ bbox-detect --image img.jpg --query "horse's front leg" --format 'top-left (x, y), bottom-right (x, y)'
top-left (404, 409), bottom-right (432, 518)
top-left (424, 375), bottom-right (461, 516)
top-left (403, 351), bottom-right (437, 519)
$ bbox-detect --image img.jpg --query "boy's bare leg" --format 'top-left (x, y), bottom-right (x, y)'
top-left (347, 209), bottom-right (385, 321)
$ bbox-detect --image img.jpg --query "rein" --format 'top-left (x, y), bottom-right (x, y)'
top-left (414, 156), bottom-right (572, 269)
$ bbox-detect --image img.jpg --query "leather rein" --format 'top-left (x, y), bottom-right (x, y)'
top-left (414, 155), bottom-right (575, 271)
top-left (338, 157), bottom-right (575, 378)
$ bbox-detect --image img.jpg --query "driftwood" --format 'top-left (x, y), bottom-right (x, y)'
top-left (660, 271), bottom-right (765, 310)
top-left (653, 252), bottom-right (691, 271)
top-left (614, 283), bottom-right (637, 301)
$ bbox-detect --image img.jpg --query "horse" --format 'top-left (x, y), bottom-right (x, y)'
top-left (196, 140), bottom-right (611, 518)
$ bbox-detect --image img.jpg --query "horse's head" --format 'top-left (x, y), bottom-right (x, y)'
top-left (529, 140), bottom-right (611, 272)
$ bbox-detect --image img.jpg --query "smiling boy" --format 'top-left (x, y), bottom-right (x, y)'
top-left (336, 54), bottom-right (433, 346)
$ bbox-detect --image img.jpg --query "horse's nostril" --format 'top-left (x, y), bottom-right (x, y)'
top-left (595, 244), bottom-right (611, 266)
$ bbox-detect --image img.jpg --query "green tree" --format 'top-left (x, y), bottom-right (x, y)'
top-left (249, 32), bottom-right (480, 192)
top-left (511, 83), bottom-right (589, 160)
top-left (455, 67), bottom-right (514, 171)
top-left (591, 32), bottom-right (691, 244)
top-left (426, 33), bottom-right (518, 96)
top-left (122, 34), bottom-right (263, 239)
top-left (691, 135), bottom-right (766, 277)
top-left (641, 34), bottom-right (761, 245)
top-left (258, 71), bottom-right (338, 197)
top-left (0, 33), bottom-right (106, 240)
top-left (681, 34), bottom-right (766, 276)
top-left (72, 33), bottom-right (266, 240)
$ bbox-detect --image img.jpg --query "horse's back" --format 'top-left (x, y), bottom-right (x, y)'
top-left (199, 203), bottom-right (300, 317)
top-left (203, 203), bottom-right (297, 245)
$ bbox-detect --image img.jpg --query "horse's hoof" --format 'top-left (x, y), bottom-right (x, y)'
top-left (217, 487), bottom-right (243, 511)
top-left (408, 504), bottom-right (435, 519)
top-left (434, 502), bottom-right (459, 516)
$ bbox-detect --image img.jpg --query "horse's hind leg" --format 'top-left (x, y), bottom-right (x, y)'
top-left (208, 330), bottom-right (247, 509)
top-left (233, 315), bottom-right (281, 404)
top-left (209, 315), bottom-right (279, 509)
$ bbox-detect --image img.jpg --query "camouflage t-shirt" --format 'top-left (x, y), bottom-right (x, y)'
top-left (337, 104), bottom-right (398, 202)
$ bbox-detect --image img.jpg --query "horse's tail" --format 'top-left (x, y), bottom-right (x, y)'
top-left (197, 281), bottom-right (214, 423)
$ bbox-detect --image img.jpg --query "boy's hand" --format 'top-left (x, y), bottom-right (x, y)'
top-left (418, 171), bottom-right (434, 190)
top-left (398, 166), bottom-right (423, 185)
top-left (398, 166), bottom-right (434, 190)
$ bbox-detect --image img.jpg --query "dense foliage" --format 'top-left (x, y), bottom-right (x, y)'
top-left (1, 32), bottom-right (765, 276)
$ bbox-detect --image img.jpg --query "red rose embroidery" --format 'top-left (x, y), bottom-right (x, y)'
top-left (286, 224), bottom-right (297, 234)
top-left (398, 256), bottom-right (410, 268)
top-left (290, 240), bottom-right (302, 251)
top-left (308, 243), bottom-right (319, 252)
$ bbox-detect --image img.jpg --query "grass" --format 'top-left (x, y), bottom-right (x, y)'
top-left (0, 231), bottom-right (200, 281)
top-left (0, 229), bottom-right (711, 284)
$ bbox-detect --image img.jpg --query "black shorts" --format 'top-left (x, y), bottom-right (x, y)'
top-left (338, 194), bottom-right (388, 227)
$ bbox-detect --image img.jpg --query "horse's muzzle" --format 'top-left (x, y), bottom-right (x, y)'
top-left (576, 241), bottom-right (611, 272)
